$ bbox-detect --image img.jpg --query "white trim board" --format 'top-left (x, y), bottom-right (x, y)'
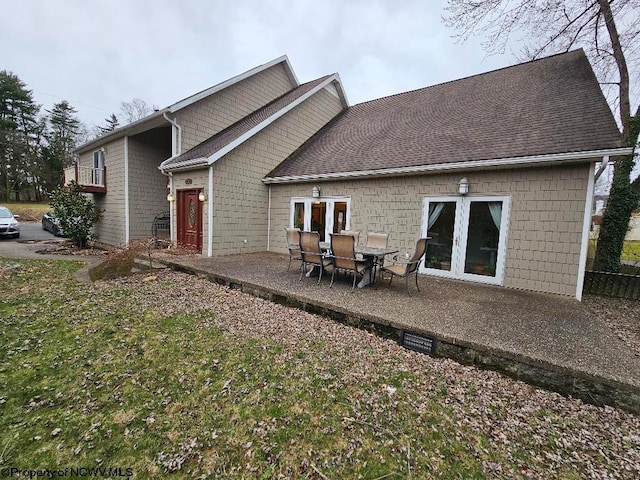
top-left (576, 162), bottom-right (597, 301)
top-left (263, 147), bottom-right (634, 184)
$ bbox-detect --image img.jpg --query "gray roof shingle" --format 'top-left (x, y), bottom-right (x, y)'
top-left (268, 50), bottom-right (622, 179)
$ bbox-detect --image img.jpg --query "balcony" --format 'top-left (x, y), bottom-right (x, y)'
top-left (64, 164), bottom-right (107, 193)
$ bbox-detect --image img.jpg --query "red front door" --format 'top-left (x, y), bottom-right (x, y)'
top-left (177, 189), bottom-right (203, 252)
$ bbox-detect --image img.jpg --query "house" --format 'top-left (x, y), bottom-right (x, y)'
top-left (70, 56), bottom-right (347, 251)
top-left (71, 50), bottom-right (631, 299)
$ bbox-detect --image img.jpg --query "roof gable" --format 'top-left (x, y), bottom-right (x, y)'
top-left (75, 55), bottom-right (298, 154)
top-left (168, 55), bottom-right (299, 113)
top-left (160, 75), bottom-right (347, 172)
top-left (267, 50), bottom-right (625, 181)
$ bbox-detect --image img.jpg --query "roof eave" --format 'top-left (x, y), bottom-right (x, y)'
top-left (262, 147), bottom-right (633, 184)
top-left (159, 157), bottom-right (208, 173)
top-left (74, 109), bottom-right (170, 154)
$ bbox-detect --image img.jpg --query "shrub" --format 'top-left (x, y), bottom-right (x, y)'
top-left (49, 181), bottom-right (102, 248)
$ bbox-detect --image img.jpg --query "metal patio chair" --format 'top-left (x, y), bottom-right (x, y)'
top-left (329, 233), bottom-right (371, 292)
top-left (299, 231), bottom-right (332, 284)
top-left (380, 238), bottom-right (429, 296)
top-left (285, 227), bottom-right (302, 271)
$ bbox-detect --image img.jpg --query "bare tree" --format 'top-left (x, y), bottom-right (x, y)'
top-left (443, 0), bottom-right (639, 272)
top-left (119, 98), bottom-right (153, 123)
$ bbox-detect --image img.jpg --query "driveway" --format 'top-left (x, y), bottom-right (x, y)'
top-left (0, 222), bottom-right (65, 259)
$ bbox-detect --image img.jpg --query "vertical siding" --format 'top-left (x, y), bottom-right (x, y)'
top-left (175, 64), bottom-right (295, 152)
top-left (211, 87), bottom-right (344, 255)
top-left (269, 164), bottom-right (591, 297)
top-left (127, 128), bottom-right (172, 240)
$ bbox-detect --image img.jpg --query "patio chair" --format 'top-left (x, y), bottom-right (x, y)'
top-left (380, 238), bottom-right (429, 296)
top-left (339, 229), bottom-right (360, 245)
top-left (365, 232), bottom-right (390, 278)
top-left (285, 227), bottom-right (302, 271)
top-left (299, 231), bottom-right (332, 284)
top-left (329, 233), bottom-right (371, 292)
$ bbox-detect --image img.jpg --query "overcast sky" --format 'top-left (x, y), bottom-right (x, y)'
top-left (1, 0), bottom-right (529, 129)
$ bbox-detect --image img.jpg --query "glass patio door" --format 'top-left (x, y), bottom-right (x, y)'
top-left (291, 197), bottom-right (351, 242)
top-left (421, 196), bottom-right (510, 285)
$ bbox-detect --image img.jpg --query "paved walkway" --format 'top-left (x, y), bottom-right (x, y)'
top-left (153, 251), bottom-right (640, 413)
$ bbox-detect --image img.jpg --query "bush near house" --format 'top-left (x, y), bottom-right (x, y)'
top-left (49, 181), bottom-right (102, 248)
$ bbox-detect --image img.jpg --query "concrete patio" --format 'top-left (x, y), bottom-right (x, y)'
top-left (152, 251), bottom-right (640, 413)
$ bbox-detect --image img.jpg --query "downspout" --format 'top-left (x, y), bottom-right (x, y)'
top-left (207, 166), bottom-right (214, 256)
top-left (168, 172), bottom-right (175, 243)
top-left (124, 136), bottom-right (130, 244)
top-left (162, 113), bottom-right (182, 244)
top-left (267, 184), bottom-right (271, 251)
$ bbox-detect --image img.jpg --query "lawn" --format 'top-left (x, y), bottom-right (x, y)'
top-left (622, 240), bottom-right (640, 263)
top-left (1, 259), bottom-right (639, 478)
top-left (587, 238), bottom-right (640, 266)
top-left (1, 202), bottom-right (49, 222)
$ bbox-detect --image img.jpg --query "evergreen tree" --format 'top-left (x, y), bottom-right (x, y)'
top-left (98, 113), bottom-right (119, 134)
top-left (44, 100), bottom-right (80, 193)
top-left (0, 70), bottom-right (40, 201)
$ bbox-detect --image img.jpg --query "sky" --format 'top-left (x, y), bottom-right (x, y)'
top-left (0, 0), bottom-right (635, 189)
top-left (0, 0), bottom-right (528, 129)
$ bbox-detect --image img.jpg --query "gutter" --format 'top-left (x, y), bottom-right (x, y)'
top-left (262, 147), bottom-right (634, 184)
top-left (159, 156), bottom-right (208, 173)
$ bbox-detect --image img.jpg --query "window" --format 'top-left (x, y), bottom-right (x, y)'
top-left (93, 149), bottom-right (105, 185)
top-left (290, 197), bottom-right (351, 242)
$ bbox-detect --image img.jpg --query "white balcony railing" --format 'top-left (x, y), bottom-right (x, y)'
top-left (64, 165), bottom-right (106, 192)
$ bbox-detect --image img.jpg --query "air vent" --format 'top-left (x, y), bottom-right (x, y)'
top-left (400, 331), bottom-right (437, 356)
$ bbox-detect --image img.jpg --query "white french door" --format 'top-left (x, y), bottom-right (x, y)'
top-left (420, 196), bottom-right (510, 285)
top-left (290, 197), bottom-right (351, 242)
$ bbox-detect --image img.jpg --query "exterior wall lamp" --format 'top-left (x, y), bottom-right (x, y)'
top-left (198, 191), bottom-right (207, 202)
top-left (458, 177), bottom-right (470, 195)
top-left (312, 185), bottom-right (321, 198)
top-left (167, 193), bottom-right (175, 202)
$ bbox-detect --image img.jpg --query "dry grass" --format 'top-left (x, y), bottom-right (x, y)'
top-left (1, 202), bottom-right (50, 222)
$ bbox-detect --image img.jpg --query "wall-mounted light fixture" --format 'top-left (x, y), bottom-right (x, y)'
top-left (198, 191), bottom-right (207, 202)
top-left (312, 185), bottom-right (321, 198)
top-left (458, 177), bottom-right (470, 195)
top-left (167, 193), bottom-right (175, 202)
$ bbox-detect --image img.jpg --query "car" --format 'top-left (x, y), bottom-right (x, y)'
top-left (42, 210), bottom-right (65, 236)
top-left (0, 205), bottom-right (20, 239)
